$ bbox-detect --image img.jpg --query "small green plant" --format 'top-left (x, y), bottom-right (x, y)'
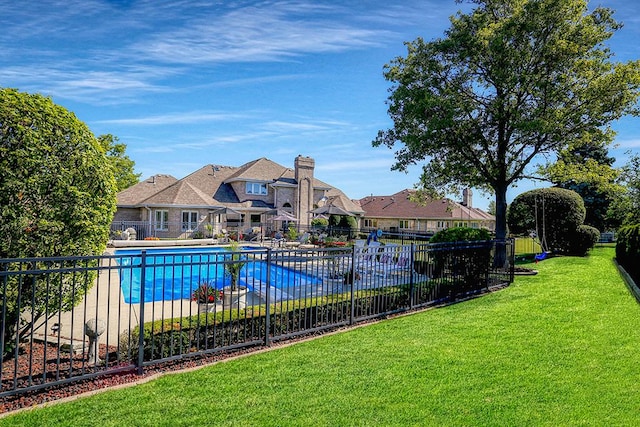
top-left (286, 224), bottom-right (298, 241)
top-left (224, 241), bottom-right (247, 291)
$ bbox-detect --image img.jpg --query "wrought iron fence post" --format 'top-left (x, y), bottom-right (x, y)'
top-left (349, 246), bottom-right (356, 325)
top-left (264, 248), bottom-right (272, 346)
top-left (137, 250), bottom-right (147, 375)
top-left (409, 243), bottom-right (415, 308)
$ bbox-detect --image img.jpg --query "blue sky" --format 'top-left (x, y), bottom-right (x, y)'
top-left (2, 0), bottom-right (639, 211)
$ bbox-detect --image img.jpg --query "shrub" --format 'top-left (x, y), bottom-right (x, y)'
top-left (429, 227), bottom-right (492, 292)
top-left (508, 187), bottom-right (586, 254)
top-left (338, 215), bottom-right (357, 231)
top-left (616, 224), bottom-right (640, 281)
top-left (311, 217), bottom-right (328, 229)
top-left (568, 225), bottom-right (600, 256)
top-left (429, 227), bottom-right (491, 243)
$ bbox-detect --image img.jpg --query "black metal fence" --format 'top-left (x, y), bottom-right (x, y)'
top-left (0, 239), bottom-right (513, 400)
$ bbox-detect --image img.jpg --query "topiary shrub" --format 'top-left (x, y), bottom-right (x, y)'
top-left (568, 225), bottom-right (600, 256)
top-left (616, 224), bottom-right (640, 281)
top-left (508, 187), bottom-right (587, 254)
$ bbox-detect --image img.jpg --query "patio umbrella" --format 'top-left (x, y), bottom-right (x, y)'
top-left (309, 205), bottom-right (354, 216)
top-left (271, 213), bottom-right (299, 222)
top-left (211, 207), bottom-right (242, 216)
top-left (263, 208), bottom-right (295, 216)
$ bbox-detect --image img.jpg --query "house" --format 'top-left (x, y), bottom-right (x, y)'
top-left (357, 188), bottom-right (495, 235)
top-left (113, 155), bottom-right (363, 239)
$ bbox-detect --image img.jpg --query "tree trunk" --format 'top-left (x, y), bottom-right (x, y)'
top-left (494, 185), bottom-right (509, 268)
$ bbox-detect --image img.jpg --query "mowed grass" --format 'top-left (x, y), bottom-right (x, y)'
top-left (4, 247), bottom-right (640, 426)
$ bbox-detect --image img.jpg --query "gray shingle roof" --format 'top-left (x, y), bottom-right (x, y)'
top-left (116, 174), bottom-right (178, 206)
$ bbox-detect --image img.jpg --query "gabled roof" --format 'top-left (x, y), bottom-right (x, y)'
top-left (141, 180), bottom-right (217, 207)
top-left (116, 174), bottom-right (178, 206)
top-left (224, 158), bottom-right (287, 183)
top-left (359, 189), bottom-right (494, 221)
top-left (324, 188), bottom-right (365, 215)
top-left (115, 157), bottom-right (353, 213)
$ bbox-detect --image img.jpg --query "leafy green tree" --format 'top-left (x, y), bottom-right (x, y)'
top-left (487, 200), bottom-right (497, 216)
top-left (541, 139), bottom-right (623, 231)
top-left (373, 0), bottom-right (640, 255)
top-left (609, 153), bottom-right (640, 226)
top-left (0, 88), bottom-right (117, 357)
top-left (97, 134), bottom-right (140, 191)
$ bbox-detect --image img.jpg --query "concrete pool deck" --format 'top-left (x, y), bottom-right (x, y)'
top-left (32, 244), bottom-right (417, 352)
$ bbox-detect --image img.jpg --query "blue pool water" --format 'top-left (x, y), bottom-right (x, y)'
top-left (115, 247), bottom-right (321, 304)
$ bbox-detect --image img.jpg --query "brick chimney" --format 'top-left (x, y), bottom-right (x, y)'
top-left (294, 155), bottom-right (315, 226)
top-left (462, 188), bottom-right (472, 207)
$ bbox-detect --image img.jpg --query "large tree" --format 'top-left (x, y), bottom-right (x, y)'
top-left (97, 134), bottom-right (140, 191)
top-left (0, 88), bottom-right (117, 357)
top-left (373, 0), bottom-right (640, 250)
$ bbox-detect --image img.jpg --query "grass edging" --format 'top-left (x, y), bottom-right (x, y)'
top-left (615, 258), bottom-right (640, 303)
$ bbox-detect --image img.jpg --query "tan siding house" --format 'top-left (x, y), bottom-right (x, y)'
top-left (113, 155), bottom-right (363, 239)
top-left (358, 189), bottom-right (495, 235)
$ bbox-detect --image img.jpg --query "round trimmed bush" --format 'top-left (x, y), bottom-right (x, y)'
top-left (569, 225), bottom-right (600, 256)
top-left (508, 187), bottom-right (586, 254)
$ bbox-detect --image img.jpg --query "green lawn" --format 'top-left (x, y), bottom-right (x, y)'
top-left (4, 247), bottom-right (640, 426)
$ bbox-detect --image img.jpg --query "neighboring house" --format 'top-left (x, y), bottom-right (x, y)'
top-left (357, 189), bottom-right (495, 235)
top-left (113, 155), bottom-right (363, 239)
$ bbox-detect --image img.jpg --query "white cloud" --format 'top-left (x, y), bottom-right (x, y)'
top-left (97, 111), bottom-right (250, 125)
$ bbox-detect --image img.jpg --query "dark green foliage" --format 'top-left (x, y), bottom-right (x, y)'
top-left (429, 227), bottom-right (492, 290)
top-left (97, 134), bottom-right (140, 191)
top-left (429, 227), bottom-right (491, 243)
top-left (0, 88), bottom-right (117, 358)
top-left (569, 225), bottom-right (600, 256)
top-left (310, 217), bottom-right (328, 229)
top-left (508, 188), bottom-right (589, 254)
top-left (338, 215), bottom-right (357, 231)
top-left (616, 224), bottom-right (640, 281)
top-left (0, 88), bottom-right (117, 258)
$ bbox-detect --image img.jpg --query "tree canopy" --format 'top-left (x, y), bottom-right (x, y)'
top-left (0, 88), bottom-right (117, 258)
top-left (373, 0), bottom-right (640, 244)
top-left (609, 153), bottom-right (640, 226)
top-left (98, 134), bottom-right (140, 192)
top-left (541, 140), bottom-right (622, 231)
top-left (0, 88), bottom-right (117, 357)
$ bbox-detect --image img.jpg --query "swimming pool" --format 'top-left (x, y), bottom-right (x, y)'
top-left (115, 247), bottom-right (322, 304)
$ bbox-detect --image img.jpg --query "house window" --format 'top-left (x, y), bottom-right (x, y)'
top-left (246, 182), bottom-right (267, 195)
top-left (182, 211), bottom-right (199, 231)
top-left (364, 219), bottom-right (377, 228)
top-left (471, 222), bottom-right (479, 229)
top-left (154, 210), bottom-right (168, 231)
top-left (399, 220), bottom-right (410, 229)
